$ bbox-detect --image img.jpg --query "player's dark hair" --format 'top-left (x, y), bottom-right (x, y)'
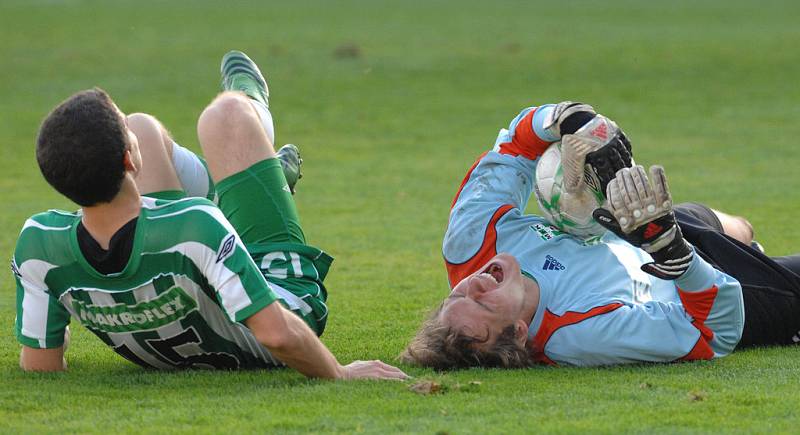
top-left (401, 306), bottom-right (534, 370)
top-left (36, 88), bottom-right (130, 206)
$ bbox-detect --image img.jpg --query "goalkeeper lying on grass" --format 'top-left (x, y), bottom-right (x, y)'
top-left (403, 102), bottom-right (800, 368)
top-left (13, 50), bottom-right (407, 380)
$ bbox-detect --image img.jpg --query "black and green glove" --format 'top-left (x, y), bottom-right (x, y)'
top-left (592, 165), bottom-right (693, 280)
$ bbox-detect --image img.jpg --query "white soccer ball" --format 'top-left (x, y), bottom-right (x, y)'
top-left (534, 142), bottom-right (606, 240)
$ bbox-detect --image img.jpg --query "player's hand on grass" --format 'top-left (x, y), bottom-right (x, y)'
top-left (592, 165), bottom-right (694, 280)
top-left (340, 360), bottom-right (410, 381)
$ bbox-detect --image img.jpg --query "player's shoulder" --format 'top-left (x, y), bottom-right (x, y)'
top-left (140, 196), bottom-right (234, 242)
top-left (142, 196), bottom-right (226, 223)
top-left (15, 209), bottom-right (79, 263)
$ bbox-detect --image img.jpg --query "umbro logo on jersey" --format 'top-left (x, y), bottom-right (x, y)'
top-left (10, 259), bottom-right (21, 277)
top-left (542, 255), bottom-right (565, 271)
top-left (216, 234), bottom-right (236, 264)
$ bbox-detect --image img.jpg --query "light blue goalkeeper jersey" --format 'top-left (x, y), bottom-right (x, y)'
top-left (443, 105), bottom-right (745, 366)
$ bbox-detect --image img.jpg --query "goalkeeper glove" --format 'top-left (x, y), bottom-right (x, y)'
top-left (543, 101), bottom-right (633, 197)
top-left (592, 165), bottom-right (693, 280)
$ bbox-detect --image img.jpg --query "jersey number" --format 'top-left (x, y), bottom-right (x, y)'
top-left (114, 326), bottom-right (240, 369)
top-left (261, 251), bottom-right (303, 279)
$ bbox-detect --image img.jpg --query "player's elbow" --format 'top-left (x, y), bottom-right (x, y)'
top-left (19, 347), bottom-right (67, 372)
top-left (246, 302), bottom-right (305, 352)
top-left (257, 326), bottom-right (302, 353)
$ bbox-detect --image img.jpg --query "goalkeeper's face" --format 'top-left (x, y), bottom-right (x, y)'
top-left (438, 254), bottom-right (530, 348)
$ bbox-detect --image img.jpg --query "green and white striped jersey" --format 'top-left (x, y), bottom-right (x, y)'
top-left (13, 197), bottom-right (284, 369)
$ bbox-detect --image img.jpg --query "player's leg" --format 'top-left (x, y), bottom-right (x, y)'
top-left (127, 113), bottom-right (183, 196)
top-left (674, 202), bottom-right (754, 245)
top-left (710, 208), bottom-right (755, 246)
top-left (197, 49), bottom-right (306, 244)
top-left (196, 52), bottom-right (330, 335)
top-left (198, 91), bottom-right (305, 244)
top-left (675, 203), bottom-right (800, 348)
top-left (198, 92), bottom-right (275, 181)
top-left (127, 112), bottom-right (217, 200)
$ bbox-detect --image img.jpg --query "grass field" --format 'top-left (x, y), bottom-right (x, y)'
top-left (2, 0), bottom-right (800, 433)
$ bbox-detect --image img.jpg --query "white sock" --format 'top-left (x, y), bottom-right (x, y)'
top-left (250, 100), bottom-right (275, 145)
top-left (171, 142), bottom-right (211, 198)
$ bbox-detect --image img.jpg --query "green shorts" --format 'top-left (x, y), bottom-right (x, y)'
top-left (216, 158), bottom-right (306, 246)
top-left (182, 158), bottom-right (332, 335)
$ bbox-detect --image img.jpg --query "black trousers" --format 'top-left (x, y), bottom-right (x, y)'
top-left (675, 203), bottom-right (800, 348)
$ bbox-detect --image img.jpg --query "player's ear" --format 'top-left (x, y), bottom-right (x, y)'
top-left (514, 320), bottom-right (528, 347)
top-left (123, 148), bottom-right (139, 175)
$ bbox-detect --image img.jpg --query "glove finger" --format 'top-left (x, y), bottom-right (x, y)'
top-left (617, 131), bottom-right (633, 162)
top-left (561, 135), bottom-right (589, 194)
top-left (608, 144), bottom-right (627, 174)
top-left (606, 175), bottom-right (625, 213)
top-left (632, 166), bottom-right (658, 219)
top-left (649, 165), bottom-right (672, 209)
top-left (606, 174), bottom-right (633, 231)
top-left (624, 166), bottom-right (651, 225)
top-left (620, 167), bottom-right (641, 208)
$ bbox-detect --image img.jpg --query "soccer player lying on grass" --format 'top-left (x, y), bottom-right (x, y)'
top-left (13, 50), bottom-right (407, 380)
top-left (402, 102), bottom-right (800, 368)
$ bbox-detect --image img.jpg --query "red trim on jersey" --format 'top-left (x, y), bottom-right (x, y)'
top-left (678, 336), bottom-right (714, 361)
top-left (451, 151), bottom-right (489, 209)
top-left (676, 285), bottom-right (719, 361)
top-left (530, 303), bottom-right (625, 366)
top-left (497, 107), bottom-right (553, 160)
top-left (445, 204), bottom-right (515, 286)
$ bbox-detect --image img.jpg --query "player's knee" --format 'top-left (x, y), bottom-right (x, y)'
top-left (198, 93), bottom-right (261, 152)
top-left (200, 92), bottom-right (254, 125)
top-left (723, 215), bottom-right (755, 245)
top-left (127, 113), bottom-right (170, 157)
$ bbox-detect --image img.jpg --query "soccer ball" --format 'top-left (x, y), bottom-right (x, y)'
top-left (534, 142), bottom-right (606, 240)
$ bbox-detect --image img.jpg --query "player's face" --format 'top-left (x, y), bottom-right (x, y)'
top-left (438, 253), bottom-right (527, 346)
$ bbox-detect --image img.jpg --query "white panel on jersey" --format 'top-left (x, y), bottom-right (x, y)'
top-left (142, 241), bottom-right (253, 322)
top-left (187, 280), bottom-right (280, 366)
top-left (270, 283), bottom-right (313, 316)
top-left (18, 259), bottom-right (59, 347)
top-left (606, 243), bottom-right (654, 304)
top-left (21, 219), bottom-right (71, 233)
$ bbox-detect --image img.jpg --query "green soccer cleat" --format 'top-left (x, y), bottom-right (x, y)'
top-left (277, 144), bottom-right (303, 194)
top-left (220, 50), bottom-right (270, 108)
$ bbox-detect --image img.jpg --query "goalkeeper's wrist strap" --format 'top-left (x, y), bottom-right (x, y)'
top-left (642, 238), bottom-right (694, 280)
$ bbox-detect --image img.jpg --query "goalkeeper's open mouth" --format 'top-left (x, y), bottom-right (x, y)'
top-left (480, 262), bottom-right (504, 284)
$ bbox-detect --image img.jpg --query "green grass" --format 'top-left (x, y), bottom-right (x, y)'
top-left (2, 0), bottom-right (800, 433)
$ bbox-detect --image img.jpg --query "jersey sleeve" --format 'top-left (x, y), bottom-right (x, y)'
top-left (182, 202), bottom-right (279, 323)
top-left (443, 105), bottom-right (559, 286)
top-left (13, 255), bottom-right (70, 349)
top-left (533, 255), bottom-right (744, 366)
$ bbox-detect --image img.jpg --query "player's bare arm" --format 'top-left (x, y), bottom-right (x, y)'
top-left (246, 302), bottom-right (407, 380)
